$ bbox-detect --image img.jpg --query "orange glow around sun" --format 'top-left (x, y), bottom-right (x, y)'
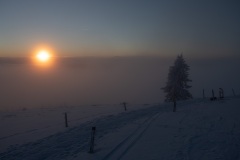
top-left (36, 50), bottom-right (51, 62)
top-left (31, 46), bottom-right (55, 67)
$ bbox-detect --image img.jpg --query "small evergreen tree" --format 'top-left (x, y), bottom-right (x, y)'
top-left (162, 54), bottom-right (192, 112)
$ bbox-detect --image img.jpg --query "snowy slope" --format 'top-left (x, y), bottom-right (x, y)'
top-left (0, 103), bottom-right (152, 152)
top-left (116, 98), bottom-right (240, 160)
top-left (1, 97), bottom-right (240, 160)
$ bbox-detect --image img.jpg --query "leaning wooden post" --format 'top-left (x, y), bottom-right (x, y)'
top-left (89, 127), bottom-right (96, 153)
top-left (173, 100), bottom-right (176, 112)
top-left (122, 102), bottom-right (127, 111)
top-left (232, 88), bottom-right (236, 97)
top-left (65, 112), bottom-right (68, 128)
top-left (210, 89), bottom-right (216, 101)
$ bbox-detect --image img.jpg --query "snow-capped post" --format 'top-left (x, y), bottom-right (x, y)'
top-left (162, 54), bottom-right (192, 112)
top-left (122, 102), bottom-right (127, 111)
top-left (232, 88), bottom-right (236, 97)
top-left (65, 112), bottom-right (68, 128)
top-left (89, 127), bottom-right (96, 153)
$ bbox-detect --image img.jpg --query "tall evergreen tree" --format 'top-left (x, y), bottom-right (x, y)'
top-left (162, 54), bottom-right (192, 112)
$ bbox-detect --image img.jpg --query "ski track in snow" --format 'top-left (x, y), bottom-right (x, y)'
top-left (102, 111), bottom-right (161, 160)
top-left (1, 97), bottom-right (240, 160)
top-left (0, 105), bottom-right (165, 160)
top-left (110, 98), bottom-right (240, 160)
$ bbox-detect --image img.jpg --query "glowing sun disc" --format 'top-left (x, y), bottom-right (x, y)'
top-left (36, 50), bottom-right (51, 62)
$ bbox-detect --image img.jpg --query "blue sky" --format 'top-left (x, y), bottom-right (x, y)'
top-left (0, 0), bottom-right (240, 57)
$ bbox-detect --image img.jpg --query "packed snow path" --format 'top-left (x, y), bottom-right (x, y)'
top-left (101, 111), bottom-right (162, 160)
top-left (1, 98), bottom-right (240, 160)
top-left (0, 104), bottom-right (164, 160)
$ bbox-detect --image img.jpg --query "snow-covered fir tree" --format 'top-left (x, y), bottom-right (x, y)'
top-left (162, 54), bottom-right (192, 112)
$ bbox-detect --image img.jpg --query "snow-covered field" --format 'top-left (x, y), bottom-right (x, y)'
top-left (0, 103), bottom-right (153, 152)
top-left (0, 97), bottom-right (240, 160)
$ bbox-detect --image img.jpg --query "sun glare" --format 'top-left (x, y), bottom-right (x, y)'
top-left (36, 50), bottom-right (51, 62)
top-left (32, 48), bottom-right (55, 68)
top-left (31, 45), bottom-right (56, 68)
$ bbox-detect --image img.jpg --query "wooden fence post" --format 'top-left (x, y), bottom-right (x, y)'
top-left (89, 127), bottom-right (96, 153)
top-left (210, 89), bottom-right (216, 101)
top-left (65, 112), bottom-right (68, 128)
top-left (232, 88), bottom-right (236, 97)
top-left (212, 89), bottom-right (214, 98)
top-left (122, 102), bottom-right (127, 111)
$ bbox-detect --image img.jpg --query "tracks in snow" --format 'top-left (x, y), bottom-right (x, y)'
top-left (102, 112), bottom-right (161, 160)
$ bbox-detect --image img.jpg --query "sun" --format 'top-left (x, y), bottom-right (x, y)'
top-left (36, 50), bottom-right (51, 62)
top-left (31, 46), bottom-right (55, 68)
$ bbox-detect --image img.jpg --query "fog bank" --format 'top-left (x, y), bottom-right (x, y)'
top-left (0, 56), bottom-right (239, 110)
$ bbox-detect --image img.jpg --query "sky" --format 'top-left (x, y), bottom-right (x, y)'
top-left (1, 0), bottom-right (240, 57)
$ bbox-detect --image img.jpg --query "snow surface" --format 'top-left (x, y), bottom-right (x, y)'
top-left (1, 97), bottom-right (240, 160)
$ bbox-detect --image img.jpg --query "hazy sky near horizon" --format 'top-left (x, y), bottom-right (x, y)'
top-left (1, 0), bottom-right (240, 57)
top-left (1, 56), bottom-right (240, 110)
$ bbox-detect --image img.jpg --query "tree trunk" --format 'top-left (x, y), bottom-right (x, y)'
top-left (173, 100), bottom-right (176, 112)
